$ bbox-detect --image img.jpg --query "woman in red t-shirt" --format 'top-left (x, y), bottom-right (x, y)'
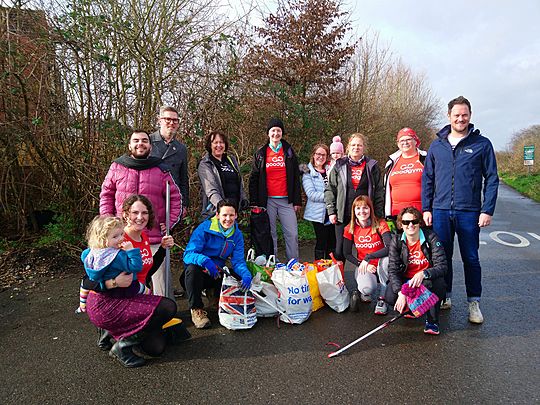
top-left (343, 196), bottom-right (392, 315)
top-left (386, 207), bottom-right (447, 335)
top-left (122, 195), bottom-right (174, 287)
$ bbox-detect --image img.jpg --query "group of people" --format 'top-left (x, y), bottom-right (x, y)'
top-left (78, 96), bottom-right (499, 367)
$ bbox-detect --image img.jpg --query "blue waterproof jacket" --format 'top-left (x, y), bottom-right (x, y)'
top-left (422, 124), bottom-right (499, 215)
top-left (183, 216), bottom-right (251, 280)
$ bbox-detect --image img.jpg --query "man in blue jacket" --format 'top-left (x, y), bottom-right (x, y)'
top-left (183, 199), bottom-right (252, 329)
top-left (422, 96), bottom-right (498, 324)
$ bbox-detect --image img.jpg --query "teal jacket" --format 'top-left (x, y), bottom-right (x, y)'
top-left (183, 216), bottom-right (251, 280)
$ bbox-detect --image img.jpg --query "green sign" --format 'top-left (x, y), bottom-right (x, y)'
top-left (524, 145), bottom-right (535, 166)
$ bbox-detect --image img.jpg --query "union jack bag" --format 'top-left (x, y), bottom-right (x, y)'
top-left (218, 273), bottom-right (257, 330)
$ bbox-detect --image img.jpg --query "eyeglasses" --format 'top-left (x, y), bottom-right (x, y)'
top-left (401, 219), bottom-right (420, 226)
top-left (398, 138), bottom-right (414, 144)
top-left (161, 117), bottom-right (179, 123)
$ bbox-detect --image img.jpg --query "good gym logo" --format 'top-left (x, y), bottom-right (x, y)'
top-left (408, 250), bottom-right (429, 266)
top-left (266, 155), bottom-right (285, 168)
top-left (355, 235), bottom-right (381, 249)
top-left (391, 162), bottom-right (423, 176)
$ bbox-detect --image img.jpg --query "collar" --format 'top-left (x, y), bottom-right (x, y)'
top-left (269, 142), bottom-right (283, 153)
top-left (209, 216), bottom-right (236, 237)
top-left (401, 228), bottom-right (426, 244)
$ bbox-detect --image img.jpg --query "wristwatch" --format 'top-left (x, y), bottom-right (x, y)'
top-left (423, 270), bottom-right (430, 279)
top-left (111, 278), bottom-right (118, 288)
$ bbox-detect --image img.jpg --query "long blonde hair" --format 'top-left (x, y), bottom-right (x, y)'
top-left (348, 195), bottom-right (380, 235)
top-left (86, 216), bottom-right (124, 249)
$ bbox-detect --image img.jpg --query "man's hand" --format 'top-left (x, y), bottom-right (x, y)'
top-left (479, 213), bottom-right (492, 227)
top-left (423, 211), bottom-right (432, 226)
top-left (294, 205), bottom-right (301, 213)
top-left (329, 214), bottom-right (337, 224)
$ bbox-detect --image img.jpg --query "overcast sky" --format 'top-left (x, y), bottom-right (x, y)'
top-left (349, 0), bottom-right (540, 151)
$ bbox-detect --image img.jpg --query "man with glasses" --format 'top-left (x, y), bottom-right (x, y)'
top-left (100, 130), bottom-right (183, 298)
top-left (150, 106), bottom-right (190, 216)
top-left (422, 96), bottom-right (499, 324)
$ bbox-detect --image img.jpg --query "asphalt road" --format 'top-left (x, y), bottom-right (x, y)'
top-left (0, 183), bottom-right (538, 404)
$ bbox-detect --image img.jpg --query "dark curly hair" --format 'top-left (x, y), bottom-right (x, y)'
top-left (122, 194), bottom-right (155, 230)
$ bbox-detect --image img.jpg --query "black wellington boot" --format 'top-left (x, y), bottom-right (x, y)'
top-left (97, 328), bottom-right (113, 351)
top-left (109, 335), bottom-right (146, 368)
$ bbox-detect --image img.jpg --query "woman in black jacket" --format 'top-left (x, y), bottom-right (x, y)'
top-left (248, 118), bottom-right (301, 261)
top-left (386, 206), bottom-right (447, 335)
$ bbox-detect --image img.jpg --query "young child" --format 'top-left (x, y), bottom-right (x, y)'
top-left (76, 216), bottom-right (150, 313)
top-left (329, 135), bottom-right (344, 170)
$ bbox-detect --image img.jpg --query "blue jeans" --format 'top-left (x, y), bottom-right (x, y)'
top-left (432, 209), bottom-right (481, 301)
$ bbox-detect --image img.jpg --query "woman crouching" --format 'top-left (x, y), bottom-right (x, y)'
top-left (386, 207), bottom-right (447, 334)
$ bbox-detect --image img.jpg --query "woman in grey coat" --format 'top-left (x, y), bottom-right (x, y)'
top-left (198, 131), bottom-right (248, 219)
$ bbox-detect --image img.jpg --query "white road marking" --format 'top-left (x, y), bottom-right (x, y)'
top-left (527, 232), bottom-right (540, 241)
top-left (489, 231), bottom-right (530, 247)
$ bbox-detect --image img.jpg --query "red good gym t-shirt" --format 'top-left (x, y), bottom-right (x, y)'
top-left (343, 219), bottom-right (390, 266)
top-left (350, 162), bottom-right (366, 190)
top-left (266, 146), bottom-right (287, 197)
top-left (123, 231), bottom-right (153, 284)
top-left (388, 154), bottom-right (423, 215)
top-left (404, 239), bottom-right (430, 279)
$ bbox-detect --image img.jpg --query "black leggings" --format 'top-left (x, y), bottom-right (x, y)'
top-left (140, 297), bottom-right (177, 356)
top-left (312, 222), bottom-right (336, 260)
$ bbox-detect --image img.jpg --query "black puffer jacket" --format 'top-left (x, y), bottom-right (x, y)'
top-left (387, 228), bottom-right (447, 294)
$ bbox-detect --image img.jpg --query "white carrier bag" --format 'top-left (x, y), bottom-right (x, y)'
top-left (271, 269), bottom-right (312, 324)
top-left (316, 264), bottom-right (350, 313)
top-left (251, 276), bottom-right (280, 318)
top-left (218, 272), bottom-right (257, 330)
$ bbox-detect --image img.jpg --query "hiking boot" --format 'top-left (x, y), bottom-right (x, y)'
top-left (191, 308), bottom-right (211, 329)
top-left (424, 320), bottom-right (440, 335)
top-left (440, 297), bottom-right (452, 310)
top-left (468, 301), bottom-right (484, 324)
top-left (360, 293), bottom-right (372, 303)
top-left (374, 297), bottom-right (388, 315)
top-left (349, 290), bottom-right (360, 312)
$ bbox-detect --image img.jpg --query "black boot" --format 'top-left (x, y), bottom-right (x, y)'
top-left (109, 335), bottom-right (146, 368)
top-left (314, 249), bottom-right (325, 261)
top-left (97, 328), bottom-right (113, 351)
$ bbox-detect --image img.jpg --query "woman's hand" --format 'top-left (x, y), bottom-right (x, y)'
top-left (161, 235), bottom-right (174, 249)
top-left (106, 272), bottom-right (132, 289)
top-left (367, 264), bottom-right (377, 274)
top-left (409, 271), bottom-right (425, 288)
top-left (120, 241), bottom-right (134, 251)
top-left (357, 261), bottom-right (368, 275)
top-left (394, 292), bottom-right (407, 313)
top-left (294, 205), bottom-right (301, 213)
top-left (329, 214), bottom-right (337, 224)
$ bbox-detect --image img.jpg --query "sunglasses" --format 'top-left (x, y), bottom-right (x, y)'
top-left (401, 219), bottom-right (420, 226)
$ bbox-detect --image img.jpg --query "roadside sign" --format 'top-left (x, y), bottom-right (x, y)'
top-left (524, 145), bottom-right (534, 166)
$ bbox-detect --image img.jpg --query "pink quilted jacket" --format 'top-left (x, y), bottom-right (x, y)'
top-left (99, 162), bottom-right (182, 244)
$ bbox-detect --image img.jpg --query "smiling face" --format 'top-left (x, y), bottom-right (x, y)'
top-left (268, 126), bottom-right (283, 146)
top-left (106, 225), bottom-right (125, 248)
top-left (211, 133), bottom-right (226, 159)
top-left (313, 147), bottom-right (328, 169)
top-left (159, 110), bottom-right (180, 140)
top-left (348, 136), bottom-right (364, 161)
top-left (397, 136), bottom-right (417, 155)
top-left (401, 212), bottom-right (420, 239)
top-left (128, 132), bottom-right (151, 159)
top-left (216, 205), bottom-right (237, 230)
top-left (124, 200), bottom-right (150, 232)
top-left (354, 202), bottom-right (371, 223)
top-left (448, 103), bottom-right (471, 137)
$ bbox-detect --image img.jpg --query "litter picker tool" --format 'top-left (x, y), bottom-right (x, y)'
top-left (327, 311), bottom-right (410, 358)
top-left (165, 181), bottom-right (171, 298)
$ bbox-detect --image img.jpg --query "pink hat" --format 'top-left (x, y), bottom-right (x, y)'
top-left (330, 136), bottom-right (344, 154)
top-left (401, 282), bottom-right (439, 317)
top-left (397, 127), bottom-right (421, 147)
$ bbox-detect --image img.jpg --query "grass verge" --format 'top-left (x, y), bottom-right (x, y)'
top-left (500, 173), bottom-right (540, 202)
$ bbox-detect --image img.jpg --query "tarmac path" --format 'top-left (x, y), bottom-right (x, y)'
top-left (0, 183), bottom-right (538, 404)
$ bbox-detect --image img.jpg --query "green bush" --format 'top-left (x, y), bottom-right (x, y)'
top-left (500, 173), bottom-right (540, 202)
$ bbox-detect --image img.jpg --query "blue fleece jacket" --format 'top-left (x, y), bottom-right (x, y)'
top-left (422, 124), bottom-right (499, 215)
top-left (183, 217), bottom-right (251, 280)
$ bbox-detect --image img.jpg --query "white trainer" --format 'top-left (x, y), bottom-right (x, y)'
top-left (468, 301), bottom-right (484, 324)
top-left (440, 297), bottom-right (452, 310)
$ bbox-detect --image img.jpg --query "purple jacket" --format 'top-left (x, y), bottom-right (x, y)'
top-left (99, 155), bottom-right (182, 244)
